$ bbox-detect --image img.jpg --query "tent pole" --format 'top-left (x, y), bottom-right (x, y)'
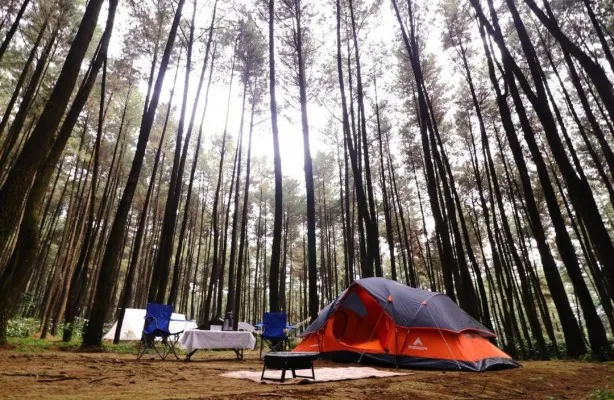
top-left (425, 303), bottom-right (462, 370)
top-left (392, 299), bottom-right (399, 368)
top-left (357, 301), bottom-right (389, 364)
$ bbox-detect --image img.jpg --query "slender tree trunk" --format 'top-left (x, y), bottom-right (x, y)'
top-left (152, 3), bottom-right (198, 303)
top-left (112, 68), bottom-right (176, 344)
top-left (0, 0), bottom-right (30, 65)
top-left (292, 0), bottom-right (318, 322)
top-left (233, 90), bottom-right (256, 328)
top-left (268, 0), bottom-right (283, 314)
top-left (225, 83), bottom-right (247, 315)
top-left (202, 42), bottom-right (237, 325)
top-left (0, 25), bottom-right (57, 178)
top-left (374, 80), bottom-right (395, 280)
top-left (0, 0), bottom-right (107, 256)
top-left (391, 0), bottom-right (458, 301)
top-left (168, 4), bottom-right (217, 305)
top-left (0, 0), bottom-right (117, 345)
top-left (348, 0), bottom-right (381, 276)
top-left (0, 14), bottom-right (48, 139)
top-left (82, 0), bottom-right (186, 347)
top-left (472, 5), bottom-right (588, 356)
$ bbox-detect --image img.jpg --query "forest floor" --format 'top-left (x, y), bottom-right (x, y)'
top-left (0, 342), bottom-right (613, 399)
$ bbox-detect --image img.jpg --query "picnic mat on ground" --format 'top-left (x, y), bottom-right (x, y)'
top-left (221, 367), bottom-right (411, 384)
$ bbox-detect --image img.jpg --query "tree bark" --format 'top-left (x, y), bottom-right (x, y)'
top-left (268, 0), bottom-right (283, 314)
top-left (82, 0), bottom-right (186, 347)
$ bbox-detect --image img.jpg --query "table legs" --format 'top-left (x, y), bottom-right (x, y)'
top-left (185, 350), bottom-right (198, 361)
top-left (184, 349), bottom-right (245, 361)
top-left (233, 348), bottom-right (244, 360)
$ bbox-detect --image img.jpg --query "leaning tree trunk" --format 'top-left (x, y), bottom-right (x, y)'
top-left (471, 4), bottom-right (588, 357)
top-left (232, 89), bottom-right (257, 328)
top-left (152, 3), bottom-right (197, 304)
top-left (268, 0), bottom-right (283, 314)
top-left (0, 14), bottom-right (48, 139)
top-left (391, 0), bottom-right (458, 301)
top-left (0, 0), bottom-right (106, 257)
top-left (292, 0), bottom-right (318, 323)
top-left (0, 0), bottom-right (31, 65)
top-left (112, 70), bottom-right (175, 344)
top-left (0, 0), bottom-right (117, 345)
top-left (168, 0), bottom-right (217, 307)
top-left (0, 24), bottom-right (57, 178)
top-left (82, 0), bottom-right (186, 347)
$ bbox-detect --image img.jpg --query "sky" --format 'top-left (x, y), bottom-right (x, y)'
top-left (99, 0), bottom-right (452, 183)
top-left (104, 0), bottom-right (354, 182)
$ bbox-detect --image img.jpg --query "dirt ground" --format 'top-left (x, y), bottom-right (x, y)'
top-left (0, 348), bottom-right (612, 399)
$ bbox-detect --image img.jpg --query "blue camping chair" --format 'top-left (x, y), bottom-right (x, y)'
top-left (259, 312), bottom-right (290, 359)
top-left (136, 303), bottom-right (185, 360)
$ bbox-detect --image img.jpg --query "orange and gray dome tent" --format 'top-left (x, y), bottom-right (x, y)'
top-left (293, 277), bottom-right (519, 372)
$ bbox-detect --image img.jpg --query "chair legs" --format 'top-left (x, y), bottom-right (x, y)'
top-left (260, 338), bottom-right (289, 359)
top-left (163, 335), bottom-right (181, 360)
top-left (136, 333), bottom-right (181, 361)
top-left (137, 335), bottom-right (163, 360)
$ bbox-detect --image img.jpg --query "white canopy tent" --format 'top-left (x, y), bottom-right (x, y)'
top-left (102, 308), bottom-right (197, 341)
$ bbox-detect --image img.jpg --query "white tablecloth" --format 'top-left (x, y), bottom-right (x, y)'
top-left (179, 330), bottom-right (256, 353)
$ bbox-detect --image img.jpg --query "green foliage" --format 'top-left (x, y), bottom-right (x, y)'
top-left (513, 341), bottom-right (561, 361)
top-left (6, 318), bottom-right (39, 338)
top-left (590, 389), bottom-right (614, 400)
top-left (102, 341), bottom-right (141, 354)
top-left (6, 337), bottom-right (80, 352)
top-left (7, 335), bottom-right (141, 354)
top-left (7, 337), bottom-right (53, 352)
top-left (57, 317), bottom-right (88, 339)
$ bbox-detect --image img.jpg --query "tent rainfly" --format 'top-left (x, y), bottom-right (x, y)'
top-left (294, 278), bottom-right (519, 372)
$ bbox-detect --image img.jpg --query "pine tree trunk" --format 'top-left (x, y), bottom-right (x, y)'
top-left (374, 81), bottom-right (396, 280)
top-left (293, 0), bottom-right (318, 322)
top-left (471, 0), bottom-right (593, 357)
top-left (391, 0), bottom-right (458, 301)
top-left (202, 45), bottom-right (237, 325)
top-left (168, 5), bottom-right (217, 305)
top-left (0, 14), bottom-right (48, 138)
top-left (152, 4), bottom-right (197, 303)
top-left (82, 0), bottom-right (186, 347)
top-left (0, 0), bottom-right (31, 64)
top-left (268, 0), bottom-right (283, 314)
top-left (0, 26), bottom-right (57, 177)
top-left (233, 90), bottom-right (256, 328)
top-left (0, 0), bottom-right (106, 255)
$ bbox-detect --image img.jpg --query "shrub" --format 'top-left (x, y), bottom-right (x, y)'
top-left (590, 389), bottom-right (614, 400)
top-left (6, 318), bottom-right (39, 338)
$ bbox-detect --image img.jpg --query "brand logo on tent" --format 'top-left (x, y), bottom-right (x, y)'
top-left (408, 337), bottom-right (427, 351)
